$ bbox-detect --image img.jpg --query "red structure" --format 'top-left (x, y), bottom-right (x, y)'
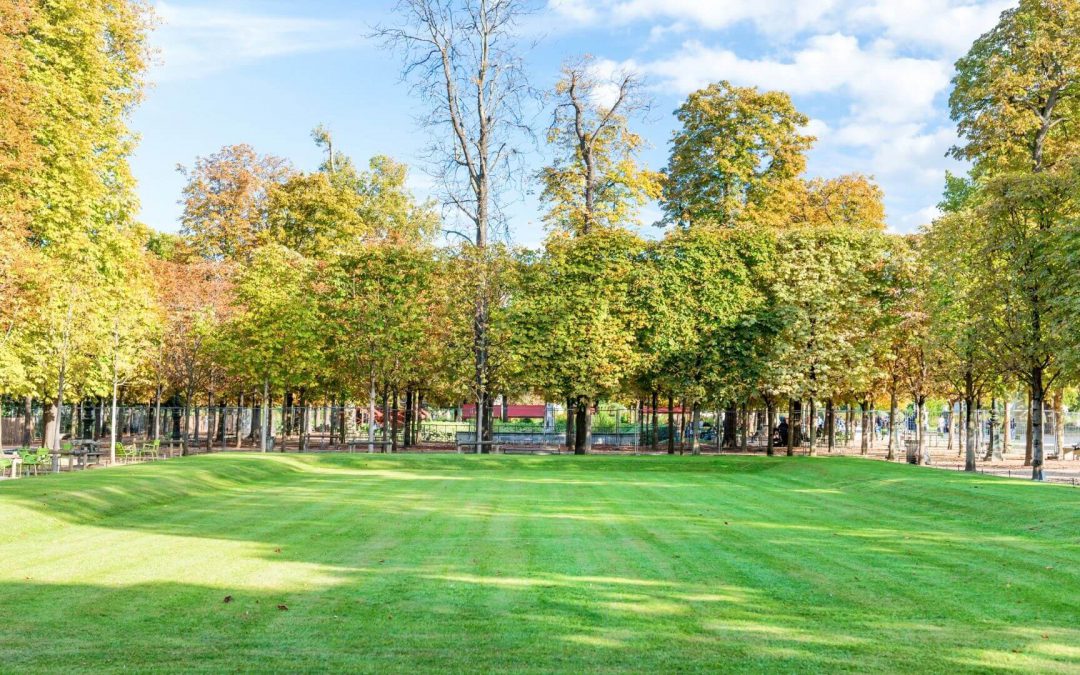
top-left (461, 404), bottom-right (547, 420)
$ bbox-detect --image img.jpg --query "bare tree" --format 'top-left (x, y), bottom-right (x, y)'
top-left (378, 0), bottom-right (532, 450)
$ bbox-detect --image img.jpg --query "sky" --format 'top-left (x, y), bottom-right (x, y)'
top-left (131, 0), bottom-right (1015, 246)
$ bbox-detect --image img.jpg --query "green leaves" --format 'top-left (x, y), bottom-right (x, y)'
top-left (664, 82), bottom-right (814, 229)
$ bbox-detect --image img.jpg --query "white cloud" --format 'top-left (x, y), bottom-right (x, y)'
top-left (849, 0), bottom-right (1013, 54)
top-left (152, 2), bottom-right (366, 80)
top-left (548, 0), bottom-right (1011, 54)
top-left (548, 0), bottom-right (600, 23)
top-left (636, 35), bottom-right (950, 125)
top-left (550, 0), bottom-right (841, 36)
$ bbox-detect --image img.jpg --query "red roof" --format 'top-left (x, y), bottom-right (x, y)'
top-left (461, 404), bottom-right (547, 420)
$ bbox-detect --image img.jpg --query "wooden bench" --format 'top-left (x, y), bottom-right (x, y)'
top-left (1062, 444), bottom-right (1080, 461)
top-left (456, 441), bottom-right (502, 454)
top-left (345, 439), bottom-right (395, 453)
top-left (500, 445), bottom-right (560, 455)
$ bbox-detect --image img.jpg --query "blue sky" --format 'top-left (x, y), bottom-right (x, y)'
top-left (132, 0), bottom-right (1014, 246)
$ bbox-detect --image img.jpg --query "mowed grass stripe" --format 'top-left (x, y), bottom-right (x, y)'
top-left (0, 453), bottom-right (1077, 673)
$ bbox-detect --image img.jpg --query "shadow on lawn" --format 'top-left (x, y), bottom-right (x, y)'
top-left (1, 454), bottom-right (1079, 671)
top-left (2, 571), bottom-right (1077, 672)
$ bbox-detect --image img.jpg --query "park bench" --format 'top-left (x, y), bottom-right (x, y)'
top-left (500, 445), bottom-right (559, 455)
top-left (456, 441), bottom-right (502, 454)
top-left (1062, 444), bottom-right (1080, 461)
top-left (345, 439), bottom-right (395, 453)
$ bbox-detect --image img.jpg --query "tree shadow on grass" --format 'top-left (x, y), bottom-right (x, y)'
top-left (2, 572), bottom-right (1078, 672)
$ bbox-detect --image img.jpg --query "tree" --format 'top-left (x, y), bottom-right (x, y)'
top-left (647, 226), bottom-right (777, 455)
top-left (795, 174), bottom-right (887, 230)
top-left (224, 245), bottom-right (321, 452)
top-left (0, 0), bottom-right (37, 235)
top-left (540, 55), bottom-right (663, 234)
top-left (16, 0), bottom-right (152, 451)
top-left (664, 81), bottom-right (814, 228)
top-left (971, 162), bottom-right (1080, 479)
top-left (380, 0), bottom-right (534, 449)
top-left (151, 257), bottom-right (233, 454)
top-left (100, 240), bottom-right (159, 464)
top-left (950, 0), bottom-right (1080, 175)
top-left (510, 229), bottom-right (645, 454)
top-left (179, 144), bottom-right (294, 262)
top-left (948, 0), bottom-right (1080, 479)
top-left (924, 209), bottom-right (999, 471)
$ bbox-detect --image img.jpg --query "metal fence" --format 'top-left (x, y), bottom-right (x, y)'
top-left (2, 401), bottom-right (1077, 457)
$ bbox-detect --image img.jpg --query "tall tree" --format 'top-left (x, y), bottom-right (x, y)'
top-left (949, 0), bottom-right (1080, 479)
top-left (510, 229), bottom-right (645, 454)
top-left (540, 55), bottom-right (663, 234)
top-left (664, 81), bottom-right (814, 228)
top-left (19, 0), bottom-right (152, 451)
top-left (0, 0), bottom-right (37, 235)
top-left (950, 0), bottom-right (1079, 175)
top-left (380, 0), bottom-right (533, 449)
top-left (179, 144), bottom-right (294, 262)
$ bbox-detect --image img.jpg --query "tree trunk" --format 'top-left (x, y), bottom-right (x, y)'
top-left (1031, 369), bottom-right (1044, 481)
top-left (740, 404), bottom-right (748, 453)
top-left (807, 399), bottom-right (817, 456)
top-left (1001, 399), bottom-right (1011, 456)
top-left (574, 397), bottom-right (591, 455)
top-left (766, 402), bottom-right (775, 457)
top-left (1024, 391), bottom-right (1033, 466)
top-left (1053, 388), bottom-right (1065, 462)
top-left (391, 388), bottom-right (399, 454)
top-left (860, 401), bottom-right (870, 455)
top-left (23, 395), bottom-right (33, 446)
top-left (368, 372), bottom-right (377, 453)
top-left (826, 399), bottom-right (835, 453)
top-left (260, 380), bottom-right (269, 452)
top-left (690, 401), bottom-right (701, 455)
top-left (109, 358), bottom-right (119, 465)
top-left (786, 400), bottom-right (795, 456)
top-left (667, 395), bottom-right (675, 455)
top-left (650, 391), bottom-right (658, 452)
top-left (382, 386), bottom-right (390, 449)
top-left (972, 395), bottom-right (980, 468)
top-left (919, 397), bottom-right (931, 465)
top-left (404, 387), bottom-right (413, 448)
top-left (565, 396), bottom-right (575, 452)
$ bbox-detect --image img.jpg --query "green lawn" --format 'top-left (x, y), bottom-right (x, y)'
top-left (1, 454), bottom-right (1078, 672)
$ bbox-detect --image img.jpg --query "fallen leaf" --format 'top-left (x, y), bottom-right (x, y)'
top-left (274, 548), bottom-right (281, 554)
top-left (223, 595), bottom-right (233, 604)
top-left (277, 604), bottom-right (288, 611)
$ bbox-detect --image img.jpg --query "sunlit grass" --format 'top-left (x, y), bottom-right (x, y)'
top-left (1, 453), bottom-right (1077, 672)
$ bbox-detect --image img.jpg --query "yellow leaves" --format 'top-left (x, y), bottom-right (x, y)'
top-left (950, 0), bottom-right (1080, 173)
top-left (179, 145), bottom-right (295, 262)
top-left (664, 81), bottom-right (814, 228)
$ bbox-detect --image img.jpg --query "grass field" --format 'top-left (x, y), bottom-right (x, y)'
top-left (1, 454), bottom-right (1078, 672)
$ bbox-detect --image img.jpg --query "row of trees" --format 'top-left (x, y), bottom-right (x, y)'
top-left (1, 0), bottom-right (1077, 480)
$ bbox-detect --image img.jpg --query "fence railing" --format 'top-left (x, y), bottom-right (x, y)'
top-left (2, 403), bottom-right (1077, 456)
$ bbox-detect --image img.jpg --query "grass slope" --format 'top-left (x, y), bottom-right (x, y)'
top-left (1, 454), bottom-right (1078, 673)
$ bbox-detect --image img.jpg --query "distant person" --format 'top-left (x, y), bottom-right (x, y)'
top-left (777, 418), bottom-right (789, 446)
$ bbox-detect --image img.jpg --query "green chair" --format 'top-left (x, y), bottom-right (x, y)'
top-left (116, 442), bottom-right (137, 463)
top-left (139, 440), bottom-right (160, 461)
top-left (18, 448), bottom-right (48, 476)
